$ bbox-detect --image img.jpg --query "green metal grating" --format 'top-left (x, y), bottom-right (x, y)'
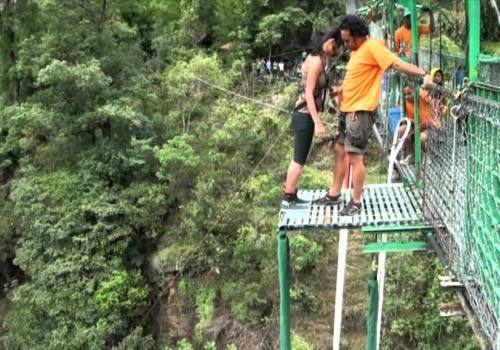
top-left (278, 184), bottom-right (427, 231)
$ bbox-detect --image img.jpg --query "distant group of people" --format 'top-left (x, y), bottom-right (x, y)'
top-left (252, 51), bottom-right (308, 81)
top-left (282, 14), bottom-right (437, 216)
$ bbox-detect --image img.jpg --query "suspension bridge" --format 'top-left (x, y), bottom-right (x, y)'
top-left (275, 1), bottom-right (499, 349)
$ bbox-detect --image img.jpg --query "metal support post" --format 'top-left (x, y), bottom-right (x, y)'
top-left (278, 229), bottom-right (291, 350)
top-left (467, 0), bottom-right (480, 81)
top-left (409, 0), bottom-right (422, 170)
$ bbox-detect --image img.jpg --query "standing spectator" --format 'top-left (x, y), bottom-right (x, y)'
top-left (278, 60), bottom-right (285, 78)
top-left (254, 58), bottom-right (261, 77)
top-left (454, 64), bottom-right (466, 89)
top-left (293, 55), bottom-right (301, 74)
top-left (272, 60), bottom-right (279, 78)
top-left (266, 58), bottom-right (272, 75)
top-left (394, 7), bottom-right (434, 58)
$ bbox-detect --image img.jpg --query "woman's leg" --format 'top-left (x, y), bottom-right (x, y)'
top-left (284, 161), bottom-right (304, 193)
top-left (284, 112), bottom-right (314, 194)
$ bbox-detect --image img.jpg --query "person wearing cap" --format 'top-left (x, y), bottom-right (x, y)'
top-left (394, 6), bottom-right (435, 57)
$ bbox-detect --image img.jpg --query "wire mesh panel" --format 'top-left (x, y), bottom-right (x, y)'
top-left (423, 84), bottom-right (500, 348)
top-left (464, 91), bottom-right (500, 349)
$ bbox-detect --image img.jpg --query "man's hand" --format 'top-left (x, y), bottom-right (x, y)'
top-left (423, 74), bottom-right (432, 85)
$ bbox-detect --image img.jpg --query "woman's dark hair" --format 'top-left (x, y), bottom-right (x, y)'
top-left (310, 27), bottom-right (342, 56)
top-left (340, 15), bottom-right (369, 38)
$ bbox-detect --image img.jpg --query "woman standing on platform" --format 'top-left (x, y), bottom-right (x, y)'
top-left (282, 28), bottom-right (342, 206)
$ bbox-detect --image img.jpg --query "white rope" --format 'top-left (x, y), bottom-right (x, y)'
top-left (194, 77), bottom-right (292, 114)
top-left (376, 116), bottom-right (412, 350)
top-left (333, 228), bottom-right (349, 350)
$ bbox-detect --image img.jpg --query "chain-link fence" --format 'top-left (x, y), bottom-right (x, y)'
top-left (422, 83), bottom-right (500, 349)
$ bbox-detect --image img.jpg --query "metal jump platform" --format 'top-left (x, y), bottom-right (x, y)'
top-left (278, 183), bottom-right (428, 232)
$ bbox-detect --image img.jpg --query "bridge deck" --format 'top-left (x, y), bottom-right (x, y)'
top-left (278, 183), bottom-right (428, 231)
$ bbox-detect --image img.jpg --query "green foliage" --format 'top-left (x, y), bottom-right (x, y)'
top-left (155, 134), bottom-right (200, 184)
top-left (290, 234), bottom-right (323, 272)
top-left (203, 340), bottom-right (217, 350)
top-left (175, 338), bottom-right (195, 350)
top-left (0, 198), bottom-right (15, 266)
top-left (93, 270), bottom-right (149, 315)
top-left (0, 103), bottom-right (55, 178)
top-left (382, 254), bottom-right (480, 350)
top-left (481, 41), bottom-right (500, 56)
top-left (255, 7), bottom-right (309, 54)
top-left (245, 174), bottom-right (282, 206)
top-left (292, 332), bottom-right (315, 350)
top-left (2, 171), bottom-right (155, 348)
top-left (291, 286), bottom-right (320, 312)
top-left (195, 286), bottom-right (216, 339)
top-left (420, 35), bottom-right (462, 56)
top-left (114, 327), bottom-right (155, 350)
top-left (231, 226), bottom-right (265, 272)
top-left (222, 281), bottom-right (268, 325)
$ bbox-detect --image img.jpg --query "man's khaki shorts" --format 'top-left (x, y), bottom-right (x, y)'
top-left (336, 111), bottom-right (376, 154)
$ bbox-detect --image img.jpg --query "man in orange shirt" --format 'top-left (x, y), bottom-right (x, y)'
top-left (313, 15), bottom-right (431, 216)
top-left (394, 7), bottom-right (435, 57)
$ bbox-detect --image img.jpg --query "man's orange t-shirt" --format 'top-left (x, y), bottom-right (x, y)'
top-left (394, 25), bottom-right (432, 56)
top-left (341, 39), bottom-right (397, 112)
top-left (405, 89), bottom-right (439, 128)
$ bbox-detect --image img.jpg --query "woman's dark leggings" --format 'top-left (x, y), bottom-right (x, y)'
top-left (292, 111), bottom-right (314, 165)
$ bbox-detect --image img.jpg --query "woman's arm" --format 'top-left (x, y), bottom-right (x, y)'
top-left (304, 56), bottom-right (327, 138)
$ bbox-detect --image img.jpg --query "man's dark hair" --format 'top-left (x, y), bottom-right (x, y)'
top-left (310, 27), bottom-right (342, 56)
top-left (340, 15), bottom-right (369, 38)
